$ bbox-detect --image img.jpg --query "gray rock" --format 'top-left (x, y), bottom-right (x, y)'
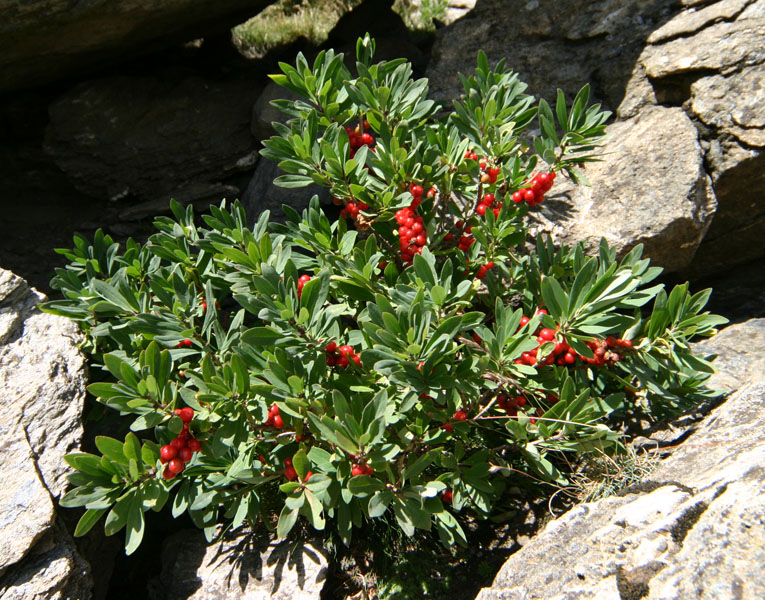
top-left (475, 360), bottom-right (765, 599)
top-left (530, 106), bottom-right (716, 272)
top-left (647, 0), bottom-right (753, 43)
top-left (425, 0), bottom-right (679, 111)
top-left (151, 529), bottom-right (328, 600)
top-left (0, 523), bottom-right (92, 600)
top-left (0, 268), bottom-right (88, 498)
top-left (691, 318), bottom-right (765, 392)
top-left (0, 0), bottom-right (272, 92)
top-left (641, 18), bottom-right (765, 79)
top-left (44, 74), bottom-right (261, 202)
top-left (0, 267), bottom-right (92, 595)
top-left (690, 63), bottom-right (765, 148)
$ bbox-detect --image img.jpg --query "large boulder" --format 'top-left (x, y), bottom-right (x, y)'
top-left (0, 0), bottom-right (272, 92)
top-left (474, 319), bottom-right (765, 600)
top-left (625, 0), bottom-right (765, 278)
top-left (150, 529), bottom-right (328, 600)
top-left (427, 0), bottom-right (765, 277)
top-left (530, 106), bottom-right (716, 272)
top-left (44, 73), bottom-right (262, 204)
top-left (0, 268), bottom-right (92, 597)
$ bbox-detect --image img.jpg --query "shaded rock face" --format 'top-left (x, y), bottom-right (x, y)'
top-left (475, 318), bottom-right (765, 600)
top-left (0, 268), bottom-right (92, 598)
top-left (44, 73), bottom-right (262, 204)
top-left (150, 529), bottom-right (328, 600)
top-left (0, 0), bottom-right (272, 92)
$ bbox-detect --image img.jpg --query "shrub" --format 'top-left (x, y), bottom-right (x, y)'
top-left (43, 35), bottom-right (726, 554)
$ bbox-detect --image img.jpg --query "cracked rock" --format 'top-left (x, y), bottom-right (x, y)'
top-left (0, 267), bottom-right (91, 596)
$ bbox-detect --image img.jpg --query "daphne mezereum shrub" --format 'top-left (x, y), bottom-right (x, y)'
top-left (43, 36), bottom-right (727, 554)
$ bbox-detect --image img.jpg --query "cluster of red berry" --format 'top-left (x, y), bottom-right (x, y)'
top-left (475, 261), bottom-right (495, 280)
top-left (159, 408), bottom-right (202, 479)
top-left (283, 457), bottom-right (313, 482)
top-left (338, 198), bottom-right (371, 224)
top-left (297, 274), bottom-right (311, 298)
top-left (515, 311), bottom-right (634, 368)
top-left (265, 403), bottom-right (284, 429)
top-left (511, 172), bottom-right (556, 207)
top-left (345, 120), bottom-right (374, 158)
top-left (475, 193), bottom-right (503, 219)
top-left (324, 341), bottom-right (362, 368)
top-left (442, 409), bottom-right (468, 432)
top-left (351, 462), bottom-right (374, 477)
top-left (464, 151), bottom-right (501, 185)
top-left (395, 184), bottom-right (434, 265)
top-left (495, 393), bottom-right (527, 418)
top-left (456, 222), bottom-right (475, 252)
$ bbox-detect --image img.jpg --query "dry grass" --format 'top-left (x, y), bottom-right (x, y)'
top-left (561, 446), bottom-right (660, 505)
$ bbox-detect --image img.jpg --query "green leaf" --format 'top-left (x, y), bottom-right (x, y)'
top-left (125, 492), bottom-right (145, 555)
top-left (74, 508), bottom-right (107, 537)
top-left (277, 505), bottom-right (299, 538)
top-left (293, 448), bottom-right (310, 480)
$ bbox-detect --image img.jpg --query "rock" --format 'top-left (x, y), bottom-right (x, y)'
top-left (646, 0), bottom-right (752, 44)
top-left (691, 318), bottom-right (765, 392)
top-left (426, 0), bottom-right (681, 111)
top-left (251, 81), bottom-right (302, 142)
top-left (0, 523), bottom-right (92, 600)
top-left (641, 16), bottom-right (765, 79)
top-left (151, 529), bottom-right (328, 600)
top-left (0, 0), bottom-right (272, 92)
top-left (0, 267), bottom-right (92, 596)
top-left (44, 73), bottom-right (261, 203)
top-left (531, 106), bottom-right (716, 272)
top-left (475, 322), bottom-right (765, 600)
top-left (242, 158), bottom-right (331, 226)
top-left (632, 0), bottom-right (765, 278)
top-left (0, 268), bottom-right (88, 498)
top-left (691, 64), bottom-right (765, 148)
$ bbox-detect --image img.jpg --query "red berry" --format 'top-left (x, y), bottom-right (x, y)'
top-left (512, 191), bottom-right (524, 204)
top-left (351, 465), bottom-right (364, 477)
top-left (453, 410), bottom-right (468, 421)
top-left (160, 445), bottom-right (177, 462)
top-left (539, 328), bottom-right (556, 342)
top-left (170, 437), bottom-right (186, 450)
top-left (179, 447), bottom-right (193, 463)
top-left (410, 184), bottom-right (424, 197)
top-left (272, 414), bottom-right (284, 429)
top-left (519, 316), bottom-right (530, 327)
top-left (187, 438), bottom-right (201, 452)
top-left (304, 471), bottom-right (313, 482)
top-left (285, 465), bottom-right (298, 481)
top-left (476, 266), bottom-right (487, 279)
top-left (476, 204), bottom-right (487, 216)
top-left (162, 466), bottom-right (177, 480)
top-left (442, 423), bottom-right (453, 432)
top-left (168, 459), bottom-right (185, 474)
top-left (483, 193), bottom-right (495, 205)
top-left (442, 490), bottom-right (453, 504)
top-left (339, 344), bottom-right (354, 356)
top-left (360, 132), bottom-right (374, 146)
top-left (175, 407), bottom-right (194, 423)
top-left (523, 189), bottom-right (536, 203)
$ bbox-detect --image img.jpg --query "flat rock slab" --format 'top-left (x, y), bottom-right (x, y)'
top-left (152, 529), bottom-right (328, 600)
